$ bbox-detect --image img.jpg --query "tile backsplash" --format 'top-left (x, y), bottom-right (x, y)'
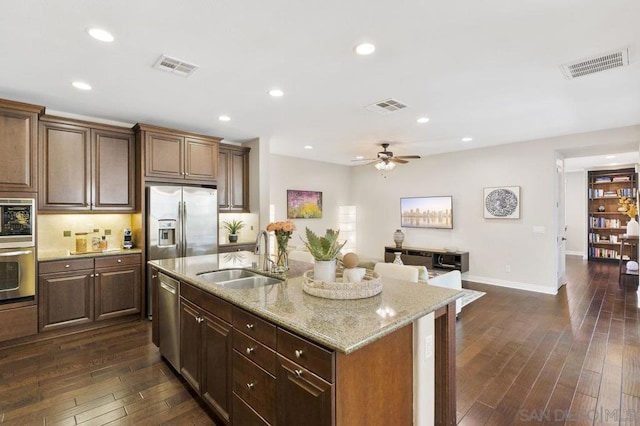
top-left (38, 214), bottom-right (133, 254)
top-left (219, 212), bottom-right (259, 244)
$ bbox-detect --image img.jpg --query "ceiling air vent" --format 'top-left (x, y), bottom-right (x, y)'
top-left (560, 47), bottom-right (630, 80)
top-left (153, 54), bottom-right (199, 77)
top-left (365, 98), bottom-right (408, 115)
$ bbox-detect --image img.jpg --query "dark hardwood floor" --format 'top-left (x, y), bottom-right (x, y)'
top-left (457, 256), bottom-right (640, 425)
top-left (0, 256), bottom-right (637, 425)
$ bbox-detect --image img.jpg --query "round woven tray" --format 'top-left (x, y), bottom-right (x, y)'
top-left (302, 270), bottom-right (382, 299)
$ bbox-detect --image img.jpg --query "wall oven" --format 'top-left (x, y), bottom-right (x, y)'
top-left (0, 198), bottom-right (35, 248)
top-left (0, 247), bottom-right (35, 301)
top-left (0, 198), bottom-right (36, 302)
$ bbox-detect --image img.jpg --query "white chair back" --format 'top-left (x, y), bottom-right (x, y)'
top-left (373, 262), bottom-right (419, 283)
top-left (288, 250), bottom-right (315, 263)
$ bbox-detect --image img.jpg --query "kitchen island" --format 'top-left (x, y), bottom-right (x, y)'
top-left (150, 252), bottom-right (461, 425)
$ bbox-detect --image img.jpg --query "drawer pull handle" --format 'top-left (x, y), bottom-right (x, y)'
top-left (117, 259), bottom-right (122, 263)
top-left (246, 347), bottom-right (254, 355)
top-left (65, 264), bottom-right (70, 268)
top-left (246, 382), bottom-right (254, 390)
top-left (90, 274), bottom-right (94, 277)
top-left (196, 316), bottom-right (204, 323)
top-left (95, 273), bottom-right (100, 277)
top-left (246, 323), bottom-right (254, 330)
top-left (294, 369), bottom-right (303, 378)
top-left (294, 349), bottom-right (303, 359)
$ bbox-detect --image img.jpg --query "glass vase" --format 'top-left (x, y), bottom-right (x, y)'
top-left (275, 232), bottom-right (289, 273)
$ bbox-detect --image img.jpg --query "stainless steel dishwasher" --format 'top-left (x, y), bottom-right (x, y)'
top-left (158, 272), bottom-right (180, 370)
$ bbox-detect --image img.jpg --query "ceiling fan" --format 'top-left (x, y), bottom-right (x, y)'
top-left (354, 143), bottom-right (421, 170)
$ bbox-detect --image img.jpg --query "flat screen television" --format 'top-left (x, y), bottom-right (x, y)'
top-left (400, 196), bottom-right (453, 229)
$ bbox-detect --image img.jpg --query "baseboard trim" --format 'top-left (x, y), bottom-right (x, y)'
top-left (565, 251), bottom-right (584, 257)
top-left (464, 274), bottom-right (558, 295)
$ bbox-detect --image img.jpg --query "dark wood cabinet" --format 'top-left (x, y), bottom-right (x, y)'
top-left (136, 124), bottom-right (220, 184)
top-left (384, 245), bottom-right (469, 273)
top-left (276, 355), bottom-right (333, 426)
top-left (38, 259), bottom-right (95, 331)
top-left (202, 311), bottom-right (233, 423)
top-left (0, 99), bottom-right (43, 192)
top-left (39, 117), bottom-right (135, 212)
top-left (39, 254), bottom-right (141, 332)
top-left (94, 257), bottom-right (141, 321)
top-left (180, 285), bottom-right (232, 424)
top-left (91, 128), bottom-right (136, 210)
top-left (219, 144), bottom-right (250, 212)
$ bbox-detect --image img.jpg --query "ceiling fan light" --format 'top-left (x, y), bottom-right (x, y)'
top-left (374, 161), bottom-right (396, 171)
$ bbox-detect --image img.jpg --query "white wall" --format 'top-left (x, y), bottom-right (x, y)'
top-left (565, 171), bottom-right (586, 256)
top-left (352, 140), bottom-right (557, 293)
top-left (269, 154), bottom-right (352, 245)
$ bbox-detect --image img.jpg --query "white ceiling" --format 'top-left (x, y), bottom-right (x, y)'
top-left (1, 0), bottom-right (639, 165)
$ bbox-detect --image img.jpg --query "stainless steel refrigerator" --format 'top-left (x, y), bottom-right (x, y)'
top-left (147, 185), bottom-right (218, 316)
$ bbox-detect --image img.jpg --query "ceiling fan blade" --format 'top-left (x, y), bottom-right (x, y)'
top-left (389, 158), bottom-right (408, 164)
top-left (351, 157), bottom-right (377, 162)
top-left (395, 155), bottom-right (421, 159)
top-left (365, 160), bottom-right (382, 166)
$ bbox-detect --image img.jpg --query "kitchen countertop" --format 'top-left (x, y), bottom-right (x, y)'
top-left (149, 251), bottom-right (462, 354)
top-left (38, 248), bottom-right (143, 262)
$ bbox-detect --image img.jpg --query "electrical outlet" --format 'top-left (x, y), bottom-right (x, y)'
top-left (104, 229), bottom-right (111, 235)
top-left (425, 334), bottom-right (433, 359)
top-left (251, 226), bottom-right (254, 230)
top-left (63, 230), bottom-right (71, 237)
top-left (505, 265), bottom-right (511, 273)
top-left (93, 228), bottom-right (99, 233)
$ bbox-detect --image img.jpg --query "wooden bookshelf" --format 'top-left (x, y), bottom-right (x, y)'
top-left (588, 168), bottom-right (637, 261)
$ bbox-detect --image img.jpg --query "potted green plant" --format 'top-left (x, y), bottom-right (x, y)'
top-left (222, 219), bottom-right (245, 243)
top-left (302, 227), bottom-right (347, 282)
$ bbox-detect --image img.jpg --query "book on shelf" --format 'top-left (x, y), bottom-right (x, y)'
top-left (590, 217), bottom-right (622, 228)
top-left (616, 187), bottom-right (637, 197)
top-left (589, 246), bottom-right (619, 259)
top-left (612, 176), bottom-right (631, 182)
top-left (594, 176), bottom-right (612, 183)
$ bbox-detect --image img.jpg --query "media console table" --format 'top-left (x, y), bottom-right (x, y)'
top-left (384, 246), bottom-right (469, 273)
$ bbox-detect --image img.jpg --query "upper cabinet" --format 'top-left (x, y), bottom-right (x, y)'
top-left (135, 124), bottom-right (220, 184)
top-left (218, 144), bottom-right (250, 212)
top-left (0, 99), bottom-right (44, 192)
top-left (39, 117), bottom-right (136, 212)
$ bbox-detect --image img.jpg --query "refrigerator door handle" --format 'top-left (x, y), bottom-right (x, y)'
top-left (183, 201), bottom-right (188, 254)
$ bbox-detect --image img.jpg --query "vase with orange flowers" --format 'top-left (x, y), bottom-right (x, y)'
top-left (266, 220), bottom-right (296, 272)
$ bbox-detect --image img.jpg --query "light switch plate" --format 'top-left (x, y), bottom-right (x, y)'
top-left (63, 230), bottom-right (71, 237)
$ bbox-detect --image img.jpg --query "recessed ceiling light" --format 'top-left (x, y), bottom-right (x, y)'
top-left (417, 117), bottom-right (430, 124)
top-left (218, 115), bottom-right (231, 122)
top-left (354, 43), bottom-right (376, 56)
top-left (72, 81), bottom-right (92, 91)
top-left (461, 137), bottom-right (473, 142)
top-left (605, 155), bottom-right (616, 159)
top-left (269, 89), bottom-right (284, 97)
top-left (87, 28), bottom-right (114, 42)
top-left (355, 155), bottom-right (364, 160)
top-left (304, 145), bottom-right (313, 150)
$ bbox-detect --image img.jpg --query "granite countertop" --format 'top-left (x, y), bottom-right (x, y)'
top-left (149, 251), bottom-right (462, 354)
top-left (38, 248), bottom-right (143, 262)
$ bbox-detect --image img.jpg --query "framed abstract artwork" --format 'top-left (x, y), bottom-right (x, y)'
top-left (484, 186), bottom-right (520, 219)
top-left (287, 190), bottom-right (323, 218)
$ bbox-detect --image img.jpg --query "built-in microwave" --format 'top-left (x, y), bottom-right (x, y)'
top-left (0, 198), bottom-right (35, 249)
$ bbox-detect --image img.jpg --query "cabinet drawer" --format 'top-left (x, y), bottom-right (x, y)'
top-left (95, 254), bottom-right (141, 268)
top-left (277, 328), bottom-right (334, 383)
top-left (233, 394), bottom-right (269, 426)
top-left (233, 329), bottom-right (276, 376)
top-left (39, 258), bottom-right (94, 274)
top-left (233, 351), bottom-right (276, 425)
top-left (181, 282), bottom-right (232, 323)
top-left (233, 307), bottom-right (276, 349)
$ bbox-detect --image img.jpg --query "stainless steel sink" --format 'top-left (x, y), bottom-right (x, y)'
top-left (197, 269), bottom-right (258, 282)
top-left (220, 275), bottom-right (283, 289)
top-left (196, 269), bottom-right (283, 289)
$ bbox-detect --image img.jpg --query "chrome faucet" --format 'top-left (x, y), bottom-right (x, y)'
top-left (255, 230), bottom-right (271, 271)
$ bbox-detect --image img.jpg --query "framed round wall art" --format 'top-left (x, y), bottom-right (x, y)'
top-left (483, 186), bottom-right (520, 219)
